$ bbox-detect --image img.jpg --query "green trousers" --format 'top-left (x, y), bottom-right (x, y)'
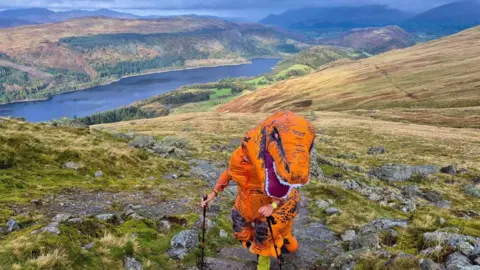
top-left (257, 255), bottom-right (270, 270)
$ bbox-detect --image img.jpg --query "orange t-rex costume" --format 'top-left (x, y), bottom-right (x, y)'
top-left (213, 111), bottom-right (316, 257)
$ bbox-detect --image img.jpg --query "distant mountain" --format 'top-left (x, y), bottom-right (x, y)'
top-left (318, 25), bottom-right (416, 54)
top-left (0, 8), bottom-right (246, 28)
top-left (402, 0), bottom-right (480, 36)
top-left (0, 17), bottom-right (36, 28)
top-left (0, 8), bottom-right (139, 25)
top-left (0, 8), bottom-right (55, 24)
top-left (260, 5), bottom-right (413, 30)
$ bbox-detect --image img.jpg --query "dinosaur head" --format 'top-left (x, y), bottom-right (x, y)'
top-left (243, 111), bottom-right (316, 199)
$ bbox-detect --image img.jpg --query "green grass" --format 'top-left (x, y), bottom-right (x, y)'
top-left (209, 88), bottom-right (232, 99)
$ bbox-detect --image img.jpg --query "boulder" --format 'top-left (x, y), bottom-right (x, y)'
top-left (372, 164), bottom-right (438, 182)
top-left (441, 165), bottom-right (457, 175)
top-left (464, 185), bottom-right (480, 198)
top-left (7, 219), bottom-right (20, 232)
top-left (315, 200), bottom-right (331, 209)
top-left (193, 217), bottom-right (216, 231)
top-left (350, 233), bottom-right (380, 250)
top-left (95, 213), bottom-right (115, 221)
top-left (124, 257), bottom-right (143, 270)
top-left (293, 222), bottom-right (343, 268)
top-left (168, 230), bottom-right (199, 260)
top-left (67, 218), bottom-right (83, 224)
top-left (128, 135), bottom-right (155, 148)
top-left (62, 162), bottom-right (79, 170)
top-left (368, 147), bottom-right (387, 155)
top-left (359, 219), bottom-right (408, 235)
top-left (326, 208), bottom-right (341, 215)
top-left (129, 213), bottom-right (145, 220)
top-left (331, 249), bottom-right (370, 270)
top-left (83, 243), bottom-right (94, 250)
top-left (402, 185), bottom-right (420, 198)
top-left (446, 252), bottom-right (479, 270)
top-left (435, 200), bottom-right (452, 209)
top-left (204, 257), bottom-right (249, 270)
top-left (457, 241), bottom-right (475, 257)
top-left (189, 159), bottom-right (223, 185)
top-left (157, 220), bottom-right (171, 231)
top-left (368, 193), bottom-right (383, 202)
top-left (424, 231), bottom-right (480, 247)
top-left (52, 213), bottom-right (72, 223)
top-left (440, 217), bottom-right (446, 225)
top-left (341, 230), bottom-right (356, 242)
top-left (41, 222), bottom-right (60, 235)
top-left (219, 229), bottom-right (229, 238)
top-left (422, 190), bottom-right (443, 203)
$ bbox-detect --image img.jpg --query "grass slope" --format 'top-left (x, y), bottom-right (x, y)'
top-left (1, 109), bottom-right (479, 268)
top-left (219, 26), bottom-right (480, 113)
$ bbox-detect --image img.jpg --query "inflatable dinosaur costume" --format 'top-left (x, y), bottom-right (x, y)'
top-left (204, 111), bottom-right (315, 269)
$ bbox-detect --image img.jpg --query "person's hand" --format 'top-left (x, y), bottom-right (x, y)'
top-left (201, 192), bottom-right (216, 208)
top-left (258, 204), bottom-right (274, 217)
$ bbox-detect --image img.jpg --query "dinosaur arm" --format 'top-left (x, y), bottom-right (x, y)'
top-left (214, 169), bottom-right (232, 193)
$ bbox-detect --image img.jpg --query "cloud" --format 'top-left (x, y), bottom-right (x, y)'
top-left (0, 0), bottom-right (457, 13)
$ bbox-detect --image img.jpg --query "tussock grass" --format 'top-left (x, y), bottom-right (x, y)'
top-left (28, 248), bottom-right (68, 269)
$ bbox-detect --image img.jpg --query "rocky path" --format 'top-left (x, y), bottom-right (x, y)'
top-left (203, 193), bottom-right (341, 270)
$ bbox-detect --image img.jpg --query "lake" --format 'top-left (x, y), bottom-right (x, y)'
top-left (0, 58), bottom-right (280, 122)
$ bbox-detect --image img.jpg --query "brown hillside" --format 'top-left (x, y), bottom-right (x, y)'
top-left (0, 17), bottom-right (235, 52)
top-left (219, 26), bottom-right (480, 113)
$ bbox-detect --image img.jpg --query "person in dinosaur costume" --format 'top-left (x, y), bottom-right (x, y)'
top-left (202, 111), bottom-right (316, 270)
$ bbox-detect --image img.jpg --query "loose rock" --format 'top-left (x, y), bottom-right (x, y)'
top-left (219, 229), bottom-right (229, 238)
top-left (441, 165), bottom-right (457, 175)
top-left (52, 213), bottom-right (72, 223)
top-left (63, 162), bottom-right (80, 170)
top-left (341, 230), bottom-right (356, 242)
top-left (457, 241), bottom-right (474, 257)
top-left (7, 219), bottom-right (20, 232)
top-left (350, 233), bottom-right (380, 250)
top-left (128, 135), bottom-right (155, 148)
top-left (446, 252), bottom-right (479, 270)
top-left (95, 213), bottom-right (115, 221)
top-left (40, 222), bottom-right (60, 235)
top-left (194, 217), bottom-right (216, 231)
top-left (124, 257), bottom-right (143, 270)
top-left (83, 243), bottom-right (94, 250)
top-left (372, 164), bottom-right (438, 182)
top-left (368, 146), bottom-right (387, 155)
top-left (326, 208), bottom-right (340, 215)
top-left (168, 230), bottom-right (199, 259)
top-left (420, 258), bottom-right (441, 270)
top-left (315, 199), bottom-right (330, 209)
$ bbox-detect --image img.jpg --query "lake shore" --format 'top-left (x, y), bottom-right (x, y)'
top-left (0, 59), bottom-right (255, 106)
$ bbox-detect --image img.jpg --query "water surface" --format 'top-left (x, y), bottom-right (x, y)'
top-left (0, 58), bottom-right (280, 122)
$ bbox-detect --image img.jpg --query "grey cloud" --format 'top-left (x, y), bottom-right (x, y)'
top-left (0, 0), bottom-right (463, 12)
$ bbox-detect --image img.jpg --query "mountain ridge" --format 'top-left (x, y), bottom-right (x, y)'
top-left (219, 25), bottom-right (480, 113)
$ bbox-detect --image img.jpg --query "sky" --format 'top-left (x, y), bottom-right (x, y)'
top-left (0, 0), bottom-right (460, 21)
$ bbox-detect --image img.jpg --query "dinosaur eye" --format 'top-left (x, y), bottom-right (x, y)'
top-left (271, 127), bottom-right (280, 141)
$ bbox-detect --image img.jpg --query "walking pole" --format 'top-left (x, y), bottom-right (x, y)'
top-left (200, 195), bottom-right (208, 270)
top-left (267, 216), bottom-right (283, 270)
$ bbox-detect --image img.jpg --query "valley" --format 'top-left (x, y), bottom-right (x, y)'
top-left (0, 17), bottom-right (304, 104)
